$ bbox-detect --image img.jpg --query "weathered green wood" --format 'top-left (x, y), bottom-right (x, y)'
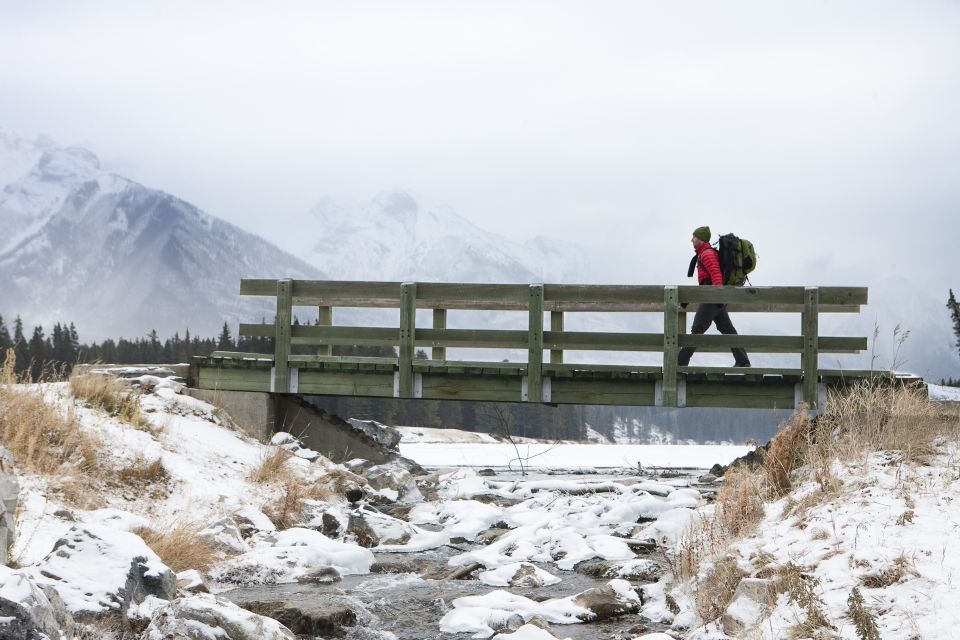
top-left (680, 366), bottom-right (801, 376)
top-left (242, 279), bottom-right (866, 312)
top-left (550, 311), bottom-right (564, 365)
top-left (527, 284), bottom-right (544, 402)
top-left (317, 306), bottom-right (333, 356)
top-left (550, 379), bottom-right (657, 406)
top-left (662, 285), bottom-right (679, 407)
top-left (544, 363), bottom-right (663, 375)
top-left (399, 282), bottom-right (416, 398)
top-left (432, 308), bottom-right (447, 361)
top-left (210, 351), bottom-right (274, 360)
top-left (274, 279), bottom-right (292, 393)
top-left (803, 287), bottom-right (820, 409)
top-left (413, 359), bottom-right (527, 373)
top-left (419, 374), bottom-right (522, 402)
top-left (678, 334), bottom-right (865, 353)
top-left (415, 328), bottom-right (528, 349)
top-left (297, 371), bottom-right (395, 397)
top-left (198, 366), bottom-right (272, 392)
top-left (542, 331), bottom-right (664, 351)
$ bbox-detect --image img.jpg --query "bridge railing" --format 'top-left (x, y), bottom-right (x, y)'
top-left (202, 279), bottom-right (876, 409)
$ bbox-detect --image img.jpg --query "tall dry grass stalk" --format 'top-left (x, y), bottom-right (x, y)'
top-left (0, 349), bottom-right (101, 477)
top-left (136, 520), bottom-right (218, 572)
top-left (69, 373), bottom-right (151, 430)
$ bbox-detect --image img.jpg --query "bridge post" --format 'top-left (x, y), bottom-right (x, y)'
top-left (432, 308), bottom-right (447, 361)
top-left (317, 306), bottom-right (333, 356)
top-left (527, 284), bottom-right (544, 402)
top-left (662, 285), bottom-right (679, 407)
top-left (802, 286), bottom-right (820, 410)
top-left (399, 282), bottom-right (417, 398)
top-left (550, 311), bottom-right (564, 365)
top-left (273, 279), bottom-right (293, 393)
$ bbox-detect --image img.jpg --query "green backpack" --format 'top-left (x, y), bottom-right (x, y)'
top-left (717, 233), bottom-right (757, 286)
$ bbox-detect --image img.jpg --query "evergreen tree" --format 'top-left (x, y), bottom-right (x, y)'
top-left (217, 322), bottom-right (235, 351)
top-left (0, 314), bottom-right (11, 352)
top-left (13, 316), bottom-right (29, 375)
top-left (28, 325), bottom-right (46, 381)
top-left (949, 289), bottom-right (960, 359)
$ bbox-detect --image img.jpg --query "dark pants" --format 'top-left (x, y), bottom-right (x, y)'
top-left (677, 303), bottom-right (750, 366)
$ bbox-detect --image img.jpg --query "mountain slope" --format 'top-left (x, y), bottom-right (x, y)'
top-left (0, 131), bottom-right (321, 339)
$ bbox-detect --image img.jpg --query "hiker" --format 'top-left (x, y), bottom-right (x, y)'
top-left (677, 226), bottom-right (751, 367)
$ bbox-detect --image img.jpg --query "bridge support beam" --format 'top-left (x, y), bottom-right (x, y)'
top-left (802, 287), bottom-right (820, 410)
top-left (527, 284), bottom-right (544, 402)
top-left (662, 285), bottom-right (680, 407)
top-left (398, 282), bottom-right (417, 398)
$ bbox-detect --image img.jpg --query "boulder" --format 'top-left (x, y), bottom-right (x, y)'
top-left (0, 566), bottom-right (76, 640)
top-left (479, 563), bottom-right (562, 588)
top-left (721, 577), bottom-right (775, 635)
top-left (142, 593), bottom-right (296, 640)
top-left (198, 517), bottom-right (249, 554)
top-left (571, 579), bottom-right (642, 621)
top-left (0, 448), bottom-right (19, 567)
top-left (224, 585), bottom-right (364, 637)
top-left (176, 570), bottom-right (210, 594)
top-left (346, 418), bottom-right (402, 451)
top-left (492, 624), bottom-right (568, 639)
top-left (346, 509), bottom-right (417, 547)
top-left (30, 524), bottom-right (176, 618)
top-left (296, 565), bottom-right (342, 584)
top-left (362, 463), bottom-right (421, 503)
top-left (232, 507), bottom-right (276, 539)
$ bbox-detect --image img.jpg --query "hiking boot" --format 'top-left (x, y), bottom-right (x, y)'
top-left (733, 362), bottom-right (751, 368)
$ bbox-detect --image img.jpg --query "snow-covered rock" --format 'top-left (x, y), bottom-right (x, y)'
top-left (212, 527), bottom-right (374, 585)
top-left (0, 566), bottom-right (75, 640)
top-left (721, 578), bottom-right (775, 635)
top-left (176, 570), bottom-right (210, 594)
top-left (198, 517), bottom-right (249, 554)
top-left (363, 463), bottom-right (421, 503)
top-left (0, 448), bottom-right (19, 567)
top-left (142, 593), bottom-right (296, 640)
top-left (29, 524), bottom-right (176, 617)
top-left (479, 563), bottom-right (562, 588)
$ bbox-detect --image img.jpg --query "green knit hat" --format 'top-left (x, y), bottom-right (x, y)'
top-left (693, 226), bottom-right (711, 242)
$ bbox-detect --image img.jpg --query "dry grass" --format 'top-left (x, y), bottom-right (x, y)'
top-left (693, 555), bottom-right (746, 623)
top-left (69, 373), bottom-right (151, 430)
top-left (136, 520), bottom-right (218, 572)
top-left (0, 350), bottom-right (101, 478)
top-left (249, 447), bottom-right (293, 484)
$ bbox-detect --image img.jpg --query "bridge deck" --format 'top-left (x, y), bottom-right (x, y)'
top-left (190, 280), bottom-right (922, 411)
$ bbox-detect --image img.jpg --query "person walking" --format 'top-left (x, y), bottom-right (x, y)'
top-left (677, 226), bottom-right (751, 367)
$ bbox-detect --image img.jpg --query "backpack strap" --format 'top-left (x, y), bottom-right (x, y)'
top-left (687, 255), bottom-right (697, 278)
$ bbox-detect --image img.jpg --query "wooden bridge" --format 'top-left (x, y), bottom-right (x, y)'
top-left (190, 280), bottom-right (918, 411)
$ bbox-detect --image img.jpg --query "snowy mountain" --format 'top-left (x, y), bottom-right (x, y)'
top-left (279, 189), bottom-right (586, 284)
top-left (0, 129), bottom-right (321, 339)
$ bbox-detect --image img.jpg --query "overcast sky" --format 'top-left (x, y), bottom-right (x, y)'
top-left (1, 1), bottom-right (959, 296)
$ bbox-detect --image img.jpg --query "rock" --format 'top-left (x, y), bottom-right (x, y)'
top-left (697, 473), bottom-right (718, 484)
top-left (296, 566), bottom-right (342, 584)
top-left (198, 517), bottom-right (249, 553)
top-left (671, 609), bottom-right (697, 630)
top-left (0, 449), bottom-right (19, 567)
top-left (370, 557), bottom-right (433, 574)
top-left (270, 432), bottom-right (297, 446)
top-left (362, 463), bottom-right (421, 503)
top-left (347, 418), bottom-right (402, 451)
top-left (224, 586), bottom-right (363, 637)
top-left (143, 593), bottom-right (296, 640)
top-left (425, 562), bottom-right (484, 581)
top-left (126, 595), bottom-right (168, 635)
top-left (477, 526), bottom-right (510, 545)
top-left (53, 509), bottom-right (75, 522)
top-left (176, 569), bottom-right (210, 594)
top-left (345, 485), bottom-right (365, 504)
top-left (347, 508), bottom-right (417, 547)
top-left (721, 577), bottom-right (775, 635)
top-left (343, 458), bottom-right (375, 474)
top-left (571, 579), bottom-right (642, 621)
top-left (492, 624), bottom-right (566, 639)
top-left (31, 524), bottom-right (176, 618)
top-left (232, 507), bottom-right (276, 539)
top-left (0, 566), bottom-right (76, 640)
top-left (490, 612), bottom-right (525, 633)
top-left (479, 563), bottom-right (562, 588)
top-left (321, 512), bottom-right (342, 536)
top-left (478, 468), bottom-right (497, 477)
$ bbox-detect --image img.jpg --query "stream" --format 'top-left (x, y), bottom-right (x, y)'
top-left (221, 467), bottom-right (713, 639)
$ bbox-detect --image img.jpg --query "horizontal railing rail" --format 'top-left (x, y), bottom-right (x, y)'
top-left (192, 279), bottom-right (884, 410)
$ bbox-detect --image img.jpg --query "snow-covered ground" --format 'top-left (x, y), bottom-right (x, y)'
top-left (396, 426), bottom-right (751, 470)
top-left (3, 376), bottom-right (958, 639)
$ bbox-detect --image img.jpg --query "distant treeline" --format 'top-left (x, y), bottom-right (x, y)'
top-left (0, 313), bottom-right (784, 444)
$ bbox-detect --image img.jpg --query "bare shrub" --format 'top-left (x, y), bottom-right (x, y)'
top-left (694, 555), bottom-right (746, 623)
top-left (69, 373), bottom-right (151, 430)
top-left (137, 520), bottom-right (217, 572)
top-left (847, 587), bottom-right (881, 640)
top-left (715, 465), bottom-right (766, 538)
top-left (114, 455), bottom-right (171, 499)
top-left (264, 477), bottom-right (308, 529)
top-left (775, 563), bottom-right (832, 637)
top-left (764, 411), bottom-right (810, 496)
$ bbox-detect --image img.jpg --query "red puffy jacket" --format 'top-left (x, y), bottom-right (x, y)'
top-left (695, 243), bottom-right (723, 287)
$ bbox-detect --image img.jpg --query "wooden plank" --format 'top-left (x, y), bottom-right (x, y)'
top-left (662, 285), bottom-right (679, 407)
top-left (274, 279), bottom-right (292, 393)
top-left (209, 351), bottom-right (274, 360)
top-left (416, 283), bottom-right (529, 310)
top-left (527, 284), bottom-right (544, 402)
top-left (544, 363), bottom-right (663, 375)
top-left (317, 306), bottom-right (333, 356)
top-left (680, 366), bottom-right (802, 376)
top-left (197, 367), bottom-right (271, 393)
top-left (413, 359), bottom-right (527, 373)
top-left (803, 287), bottom-right (820, 409)
top-left (297, 370), bottom-right (395, 397)
top-left (550, 311), bottom-right (564, 364)
top-left (415, 328), bottom-right (528, 350)
top-left (419, 374), bottom-right (522, 402)
top-left (677, 334), bottom-right (866, 353)
top-left (550, 379), bottom-right (657, 406)
top-left (432, 308), bottom-right (447, 360)
top-left (679, 285), bottom-right (868, 306)
top-left (399, 282), bottom-right (416, 398)
top-left (542, 331), bottom-right (664, 351)
top-left (288, 355), bottom-right (398, 365)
